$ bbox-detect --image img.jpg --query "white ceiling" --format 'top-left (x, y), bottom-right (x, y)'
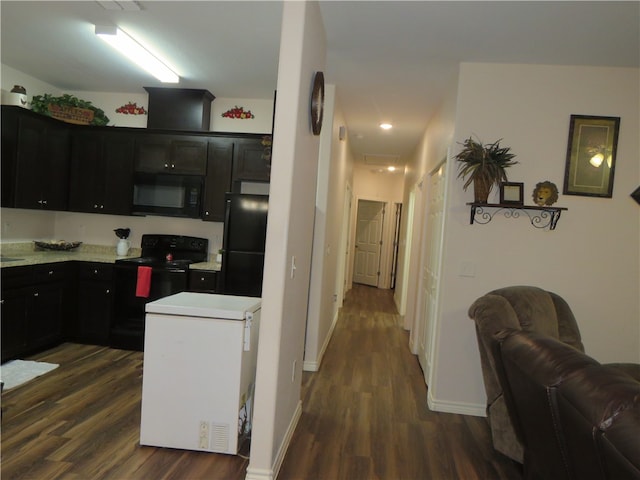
top-left (1, 1), bottom-right (638, 164)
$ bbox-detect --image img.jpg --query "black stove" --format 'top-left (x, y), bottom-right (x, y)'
top-left (111, 234), bottom-right (209, 351)
top-left (116, 234), bottom-right (209, 268)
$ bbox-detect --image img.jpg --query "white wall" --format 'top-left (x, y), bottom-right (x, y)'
top-left (247, 2), bottom-right (326, 478)
top-left (429, 63), bottom-right (640, 414)
top-left (351, 163), bottom-right (404, 290)
top-left (304, 85), bottom-right (355, 371)
top-left (2, 63), bottom-right (274, 132)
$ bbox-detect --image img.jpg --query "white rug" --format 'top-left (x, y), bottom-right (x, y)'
top-left (1, 360), bottom-right (59, 390)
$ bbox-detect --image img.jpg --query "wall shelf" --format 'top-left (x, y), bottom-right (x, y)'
top-left (466, 203), bottom-right (568, 230)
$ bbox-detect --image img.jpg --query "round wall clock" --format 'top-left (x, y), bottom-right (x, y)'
top-left (310, 71), bottom-right (325, 136)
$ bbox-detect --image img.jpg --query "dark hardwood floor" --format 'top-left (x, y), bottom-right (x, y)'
top-left (1, 284), bottom-right (523, 479)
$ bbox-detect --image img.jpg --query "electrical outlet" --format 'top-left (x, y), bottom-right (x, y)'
top-left (199, 420), bottom-right (209, 449)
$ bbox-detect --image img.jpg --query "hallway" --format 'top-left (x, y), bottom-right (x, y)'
top-left (278, 284), bottom-right (523, 479)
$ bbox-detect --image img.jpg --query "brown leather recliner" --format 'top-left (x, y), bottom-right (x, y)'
top-left (496, 329), bottom-right (640, 480)
top-left (468, 286), bottom-right (585, 462)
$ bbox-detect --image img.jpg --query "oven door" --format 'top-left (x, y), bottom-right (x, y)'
top-left (111, 264), bottom-right (188, 351)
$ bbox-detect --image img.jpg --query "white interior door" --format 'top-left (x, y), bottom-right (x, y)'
top-left (353, 200), bottom-right (385, 287)
top-left (419, 162), bottom-right (447, 380)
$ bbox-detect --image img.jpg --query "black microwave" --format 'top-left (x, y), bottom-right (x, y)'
top-left (132, 173), bottom-right (203, 218)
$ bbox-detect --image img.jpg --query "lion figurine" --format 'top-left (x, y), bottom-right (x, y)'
top-left (532, 181), bottom-right (559, 206)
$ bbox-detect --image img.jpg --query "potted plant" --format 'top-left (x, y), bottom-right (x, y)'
top-left (455, 136), bottom-right (518, 203)
top-left (30, 93), bottom-right (110, 126)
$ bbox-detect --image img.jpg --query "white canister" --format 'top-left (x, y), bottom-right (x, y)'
top-left (116, 239), bottom-right (131, 256)
top-left (3, 85), bottom-right (29, 108)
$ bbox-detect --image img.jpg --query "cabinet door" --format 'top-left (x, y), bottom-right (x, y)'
top-left (69, 130), bottom-right (106, 212)
top-left (76, 263), bottom-right (113, 345)
top-left (13, 112), bottom-right (69, 211)
top-left (202, 138), bottom-right (233, 222)
top-left (27, 282), bottom-right (65, 350)
top-left (134, 134), bottom-right (172, 173)
top-left (232, 138), bottom-right (271, 184)
top-left (14, 113), bottom-right (46, 209)
top-left (188, 270), bottom-right (218, 293)
top-left (41, 120), bottom-right (70, 210)
top-left (1, 286), bottom-right (30, 363)
top-left (135, 134), bottom-right (207, 175)
top-left (1, 107), bottom-right (19, 207)
top-left (170, 136), bottom-right (207, 174)
top-left (102, 131), bottom-right (134, 215)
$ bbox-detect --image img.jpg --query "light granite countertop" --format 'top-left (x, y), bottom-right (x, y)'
top-left (0, 242), bottom-right (221, 272)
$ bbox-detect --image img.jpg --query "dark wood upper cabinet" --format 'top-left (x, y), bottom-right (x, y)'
top-left (232, 137), bottom-right (271, 185)
top-left (134, 134), bottom-right (207, 175)
top-left (69, 129), bottom-right (135, 215)
top-left (202, 138), bottom-right (234, 222)
top-left (3, 107), bottom-right (70, 211)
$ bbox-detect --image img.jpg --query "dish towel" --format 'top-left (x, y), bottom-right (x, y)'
top-left (136, 266), bottom-right (152, 298)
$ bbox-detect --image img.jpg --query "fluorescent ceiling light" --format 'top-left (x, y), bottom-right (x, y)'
top-left (95, 25), bottom-right (179, 83)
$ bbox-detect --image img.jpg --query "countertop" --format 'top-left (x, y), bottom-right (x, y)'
top-left (0, 242), bottom-right (221, 272)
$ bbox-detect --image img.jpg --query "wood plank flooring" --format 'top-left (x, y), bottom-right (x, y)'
top-left (278, 284), bottom-right (522, 480)
top-left (1, 284), bottom-right (523, 479)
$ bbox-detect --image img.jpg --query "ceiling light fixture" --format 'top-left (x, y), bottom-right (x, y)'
top-left (95, 25), bottom-right (179, 83)
top-left (380, 123), bottom-right (393, 130)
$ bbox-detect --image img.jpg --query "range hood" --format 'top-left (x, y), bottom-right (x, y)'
top-left (144, 87), bottom-right (215, 131)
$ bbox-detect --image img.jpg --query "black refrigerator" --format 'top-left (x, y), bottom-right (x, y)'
top-left (220, 193), bottom-right (269, 297)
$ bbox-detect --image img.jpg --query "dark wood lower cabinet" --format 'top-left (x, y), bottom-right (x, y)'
top-left (75, 263), bottom-right (113, 346)
top-left (1, 263), bottom-right (71, 363)
top-left (188, 269), bottom-right (218, 293)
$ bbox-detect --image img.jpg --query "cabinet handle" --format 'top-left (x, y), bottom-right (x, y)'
top-left (94, 269), bottom-right (99, 274)
top-left (201, 277), bottom-right (205, 281)
top-left (94, 204), bottom-right (99, 208)
top-left (106, 289), bottom-right (110, 294)
top-left (42, 200), bottom-right (48, 205)
top-left (164, 163), bottom-right (169, 168)
top-left (0, 299), bottom-right (4, 304)
top-left (34, 292), bottom-right (39, 297)
top-left (205, 211), bottom-right (210, 216)
top-left (100, 205), bottom-right (104, 209)
top-left (48, 270), bottom-right (54, 275)
top-left (171, 164), bottom-right (175, 169)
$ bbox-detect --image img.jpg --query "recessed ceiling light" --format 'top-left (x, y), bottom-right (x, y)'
top-left (380, 123), bottom-right (393, 130)
top-left (387, 166), bottom-right (396, 172)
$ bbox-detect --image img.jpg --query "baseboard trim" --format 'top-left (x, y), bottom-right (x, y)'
top-left (245, 400), bottom-right (302, 480)
top-left (303, 309), bottom-right (339, 372)
top-left (427, 389), bottom-right (486, 417)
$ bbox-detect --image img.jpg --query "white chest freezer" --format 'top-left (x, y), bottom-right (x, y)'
top-left (140, 292), bottom-right (261, 455)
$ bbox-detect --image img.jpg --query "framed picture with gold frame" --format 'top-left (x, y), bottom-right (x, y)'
top-left (563, 115), bottom-right (620, 198)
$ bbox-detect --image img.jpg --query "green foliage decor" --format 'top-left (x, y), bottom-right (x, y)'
top-left (455, 136), bottom-right (517, 201)
top-left (30, 93), bottom-right (110, 126)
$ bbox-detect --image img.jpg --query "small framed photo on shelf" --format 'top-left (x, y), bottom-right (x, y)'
top-left (500, 182), bottom-right (524, 205)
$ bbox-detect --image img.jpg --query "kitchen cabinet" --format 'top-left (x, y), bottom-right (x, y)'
top-left (135, 134), bottom-right (207, 175)
top-left (69, 130), bottom-right (135, 215)
top-left (75, 263), bottom-right (113, 345)
top-left (231, 137), bottom-right (271, 186)
top-left (188, 270), bottom-right (219, 293)
top-left (1, 106), bottom-right (70, 211)
top-left (202, 138), bottom-right (234, 222)
top-left (1, 266), bottom-right (32, 363)
top-left (1, 263), bottom-right (72, 363)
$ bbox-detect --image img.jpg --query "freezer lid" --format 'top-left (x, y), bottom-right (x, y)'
top-left (145, 292), bottom-right (261, 319)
